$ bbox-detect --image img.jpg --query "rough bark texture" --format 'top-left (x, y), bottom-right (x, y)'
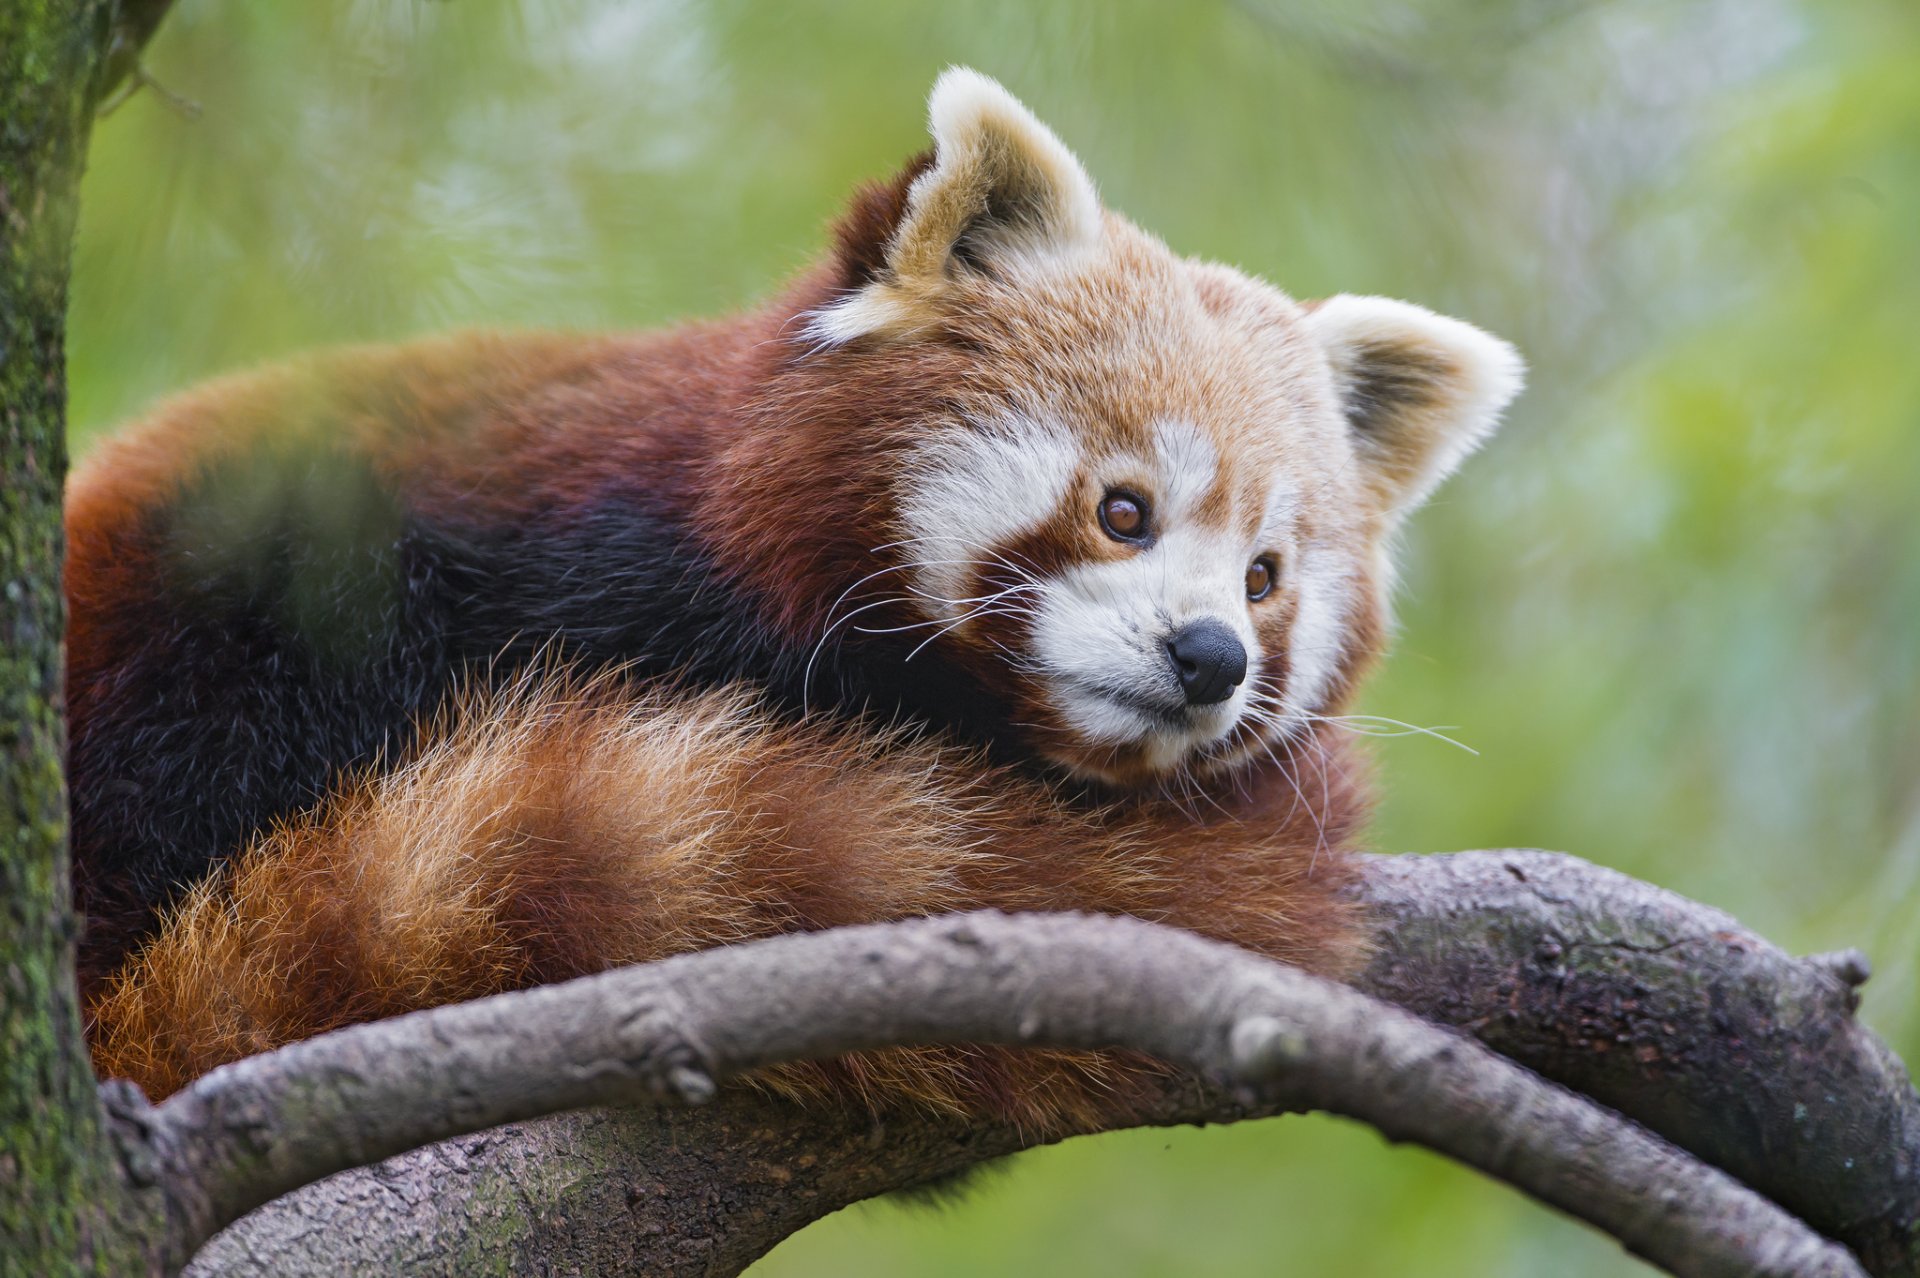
top-left (1, 5), bottom-right (176, 1274)
top-left (1357, 850), bottom-right (1920, 1277)
top-left (1, 3), bottom-right (126, 1273)
top-left (182, 1097), bottom-right (1045, 1277)
top-left (182, 852), bottom-right (1920, 1278)
top-left (132, 908), bottom-right (1858, 1276)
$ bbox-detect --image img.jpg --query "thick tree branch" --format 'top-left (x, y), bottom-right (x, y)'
top-left (1354, 850), bottom-right (1920, 1275)
top-left (174, 850), bottom-right (1920, 1278)
top-left (125, 905), bottom-right (1861, 1277)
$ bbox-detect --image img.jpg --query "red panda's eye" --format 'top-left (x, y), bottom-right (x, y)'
top-left (1098, 491), bottom-right (1149, 542)
top-left (1246, 556), bottom-right (1276, 601)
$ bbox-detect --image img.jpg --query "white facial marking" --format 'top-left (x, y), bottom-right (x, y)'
top-left (900, 405), bottom-right (1363, 776)
top-left (1030, 418), bottom-right (1268, 765)
top-left (896, 414), bottom-right (1079, 618)
top-left (1036, 522), bottom-right (1250, 749)
top-left (1254, 469), bottom-right (1359, 722)
top-left (1152, 417), bottom-right (1217, 516)
top-left (1278, 539), bottom-right (1354, 719)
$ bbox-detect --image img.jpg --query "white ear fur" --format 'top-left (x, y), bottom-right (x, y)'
top-left (808, 68), bottom-right (1102, 345)
top-left (1303, 295), bottom-right (1524, 517)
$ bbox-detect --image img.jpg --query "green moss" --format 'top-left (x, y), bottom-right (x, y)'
top-left (0, 3), bottom-right (163, 1273)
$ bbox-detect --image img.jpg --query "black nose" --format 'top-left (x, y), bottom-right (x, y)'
top-left (1165, 619), bottom-right (1248, 707)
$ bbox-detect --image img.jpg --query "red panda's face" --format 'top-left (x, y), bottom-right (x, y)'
top-left (795, 71), bottom-right (1523, 786)
top-left (878, 238), bottom-right (1382, 783)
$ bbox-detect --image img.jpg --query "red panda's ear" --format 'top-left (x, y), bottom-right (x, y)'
top-left (811, 68), bottom-right (1102, 346)
top-left (1302, 295), bottom-right (1525, 521)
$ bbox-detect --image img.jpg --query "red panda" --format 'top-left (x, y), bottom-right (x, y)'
top-left (74, 71), bottom-right (1523, 1131)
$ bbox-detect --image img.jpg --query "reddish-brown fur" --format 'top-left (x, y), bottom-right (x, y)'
top-left (74, 73), bottom-right (1519, 1135)
top-left (89, 672), bottom-right (1366, 1131)
top-left (72, 275), bottom-right (1380, 1127)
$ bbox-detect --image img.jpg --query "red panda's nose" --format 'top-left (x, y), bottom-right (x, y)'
top-left (1165, 620), bottom-right (1248, 706)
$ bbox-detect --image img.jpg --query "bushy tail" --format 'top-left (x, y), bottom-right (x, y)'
top-left (88, 671), bottom-right (1363, 1132)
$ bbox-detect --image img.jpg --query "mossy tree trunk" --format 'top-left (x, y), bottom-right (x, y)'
top-left (1, 3), bottom-right (167, 1273)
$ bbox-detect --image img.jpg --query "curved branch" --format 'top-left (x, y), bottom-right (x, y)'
top-left (180, 849), bottom-right (1920, 1276)
top-left (1354, 851), bottom-right (1920, 1275)
top-left (171, 850), bottom-right (1920, 1277)
top-left (127, 908), bottom-right (1859, 1278)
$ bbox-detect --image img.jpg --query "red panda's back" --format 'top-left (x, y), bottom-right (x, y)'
top-left (63, 323), bottom-right (770, 988)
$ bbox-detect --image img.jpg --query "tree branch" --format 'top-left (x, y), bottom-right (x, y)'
top-left (171, 850), bottom-right (1920, 1277)
top-left (119, 902), bottom-right (1867, 1277)
top-left (1354, 851), bottom-right (1920, 1275)
top-left (92, 0), bottom-right (180, 112)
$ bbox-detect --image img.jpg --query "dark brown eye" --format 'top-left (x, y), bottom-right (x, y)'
top-left (1098, 491), bottom-right (1149, 542)
top-left (1246, 556), bottom-right (1276, 601)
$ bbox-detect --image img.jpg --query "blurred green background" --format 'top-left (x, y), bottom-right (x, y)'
top-left (70, 1), bottom-right (1919, 1273)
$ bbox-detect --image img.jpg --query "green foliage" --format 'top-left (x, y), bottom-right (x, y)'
top-left (69, 1), bottom-right (1919, 1273)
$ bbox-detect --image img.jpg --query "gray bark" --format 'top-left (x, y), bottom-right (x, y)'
top-left (128, 852), bottom-right (1917, 1277)
top-left (174, 850), bottom-right (1920, 1278)
top-left (1357, 851), bottom-right (1920, 1276)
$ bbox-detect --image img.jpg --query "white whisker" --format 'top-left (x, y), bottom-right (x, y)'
top-left (1308, 713), bottom-right (1478, 756)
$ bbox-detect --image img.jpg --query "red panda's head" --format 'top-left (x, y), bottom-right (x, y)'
top-left (740, 70), bottom-right (1523, 787)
